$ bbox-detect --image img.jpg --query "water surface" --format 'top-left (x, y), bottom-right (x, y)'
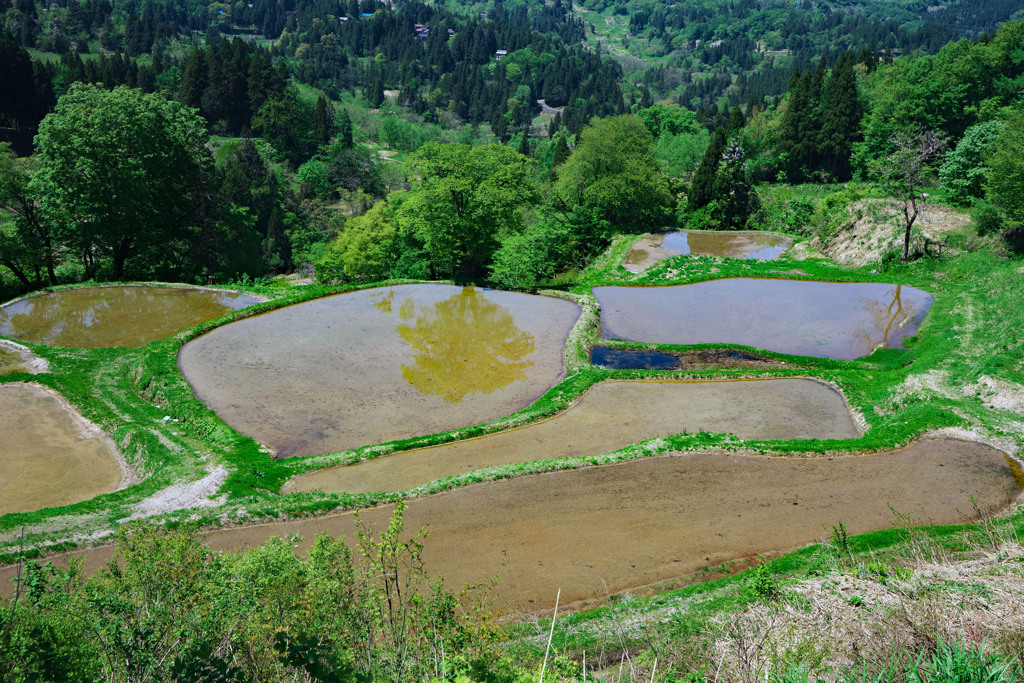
top-left (179, 285), bottom-right (581, 457)
top-left (596, 279), bottom-right (933, 359)
top-left (625, 231), bottom-right (792, 272)
top-left (284, 379), bottom-right (860, 493)
top-left (0, 286), bottom-right (260, 348)
top-left (0, 383), bottom-right (124, 514)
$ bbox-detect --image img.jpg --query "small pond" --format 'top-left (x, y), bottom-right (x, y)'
top-left (0, 286), bottom-right (261, 348)
top-left (284, 378), bottom-right (861, 493)
top-left (0, 383), bottom-right (125, 515)
top-left (178, 284), bottom-right (582, 457)
top-left (625, 230), bottom-right (793, 272)
top-left (595, 279), bottom-right (933, 359)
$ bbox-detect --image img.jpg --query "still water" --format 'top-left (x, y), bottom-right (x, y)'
top-left (0, 286), bottom-right (260, 348)
top-left (625, 231), bottom-right (793, 272)
top-left (178, 285), bottom-right (581, 457)
top-left (595, 279), bottom-right (933, 359)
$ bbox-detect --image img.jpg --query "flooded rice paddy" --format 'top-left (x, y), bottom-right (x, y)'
top-left (625, 230), bottom-right (793, 272)
top-left (596, 279), bottom-right (933, 359)
top-left (0, 286), bottom-right (261, 348)
top-left (285, 379), bottom-right (860, 493)
top-left (10, 439), bottom-right (1016, 609)
top-left (0, 383), bottom-right (125, 514)
top-left (178, 285), bottom-right (581, 457)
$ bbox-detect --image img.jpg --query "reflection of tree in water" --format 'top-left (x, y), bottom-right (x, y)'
top-left (852, 284), bottom-right (921, 353)
top-left (0, 290), bottom-right (114, 345)
top-left (371, 289), bottom-right (396, 314)
top-left (396, 287), bottom-right (536, 403)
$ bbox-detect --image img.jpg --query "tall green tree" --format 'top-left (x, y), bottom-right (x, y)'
top-left (337, 107), bottom-right (354, 149)
top-left (688, 127), bottom-right (726, 211)
top-left (819, 51), bottom-right (864, 181)
top-left (398, 142), bottom-right (538, 277)
top-left (939, 120), bottom-right (1005, 206)
top-left (32, 83), bottom-right (215, 279)
top-left (553, 114), bottom-right (672, 227)
top-left (313, 95), bottom-right (335, 147)
top-left (985, 110), bottom-right (1024, 226)
top-left (0, 143), bottom-right (57, 289)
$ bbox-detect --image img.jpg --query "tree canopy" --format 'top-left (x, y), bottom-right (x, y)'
top-left (553, 115), bottom-right (673, 227)
top-left (397, 142), bottom-right (537, 277)
top-left (32, 83), bottom-right (217, 279)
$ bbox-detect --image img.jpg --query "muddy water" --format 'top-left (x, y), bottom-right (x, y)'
top-left (178, 285), bottom-right (581, 457)
top-left (0, 383), bottom-right (124, 514)
top-left (625, 231), bottom-right (793, 272)
top-left (285, 379), bottom-right (860, 493)
top-left (0, 286), bottom-right (260, 348)
top-left (9, 439), bottom-right (1017, 610)
top-left (596, 279), bottom-right (933, 359)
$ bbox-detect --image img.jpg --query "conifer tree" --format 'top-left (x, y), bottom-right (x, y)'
top-left (313, 95), bottom-right (335, 146)
top-left (688, 127), bottom-right (726, 211)
top-left (517, 125), bottom-right (530, 156)
top-left (819, 51), bottom-right (863, 181)
top-left (338, 108), bottom-right (354, 148)
top-left (368, 79), bottom-right (384, 108)
top-left (552, 134), bottom-right (571, 168)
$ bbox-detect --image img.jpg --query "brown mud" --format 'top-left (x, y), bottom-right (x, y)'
top-left (4, 439), bottom-right (1016, 612)
top-left (0, 383), bottom-right (126, 514)
top-left (285, 378), bottom-right (860, 494)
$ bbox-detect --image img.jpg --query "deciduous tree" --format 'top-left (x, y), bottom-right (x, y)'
top-left (32, 83), bottom-right (215, 279)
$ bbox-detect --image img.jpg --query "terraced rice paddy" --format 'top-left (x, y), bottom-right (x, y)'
top-left (596, 279), bottom-right (934, 359)
top-left (625, 230), bottom-right (793, 272)
top-left (285, 378), bottom-right (860, 493)
top-left (178, 284), bottom-right (582, 457)
top-left (8, 439), bottom-right (1016, 610)
top-left (0, 383), bottom-right (125, 514)
top-left (0, 286), bottom-right (261, 348)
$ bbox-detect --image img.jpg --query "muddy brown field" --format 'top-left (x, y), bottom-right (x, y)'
top-left (5, 438), bottom-right (1016, 611)
top-left (286, 378), bottom-right (860, 494)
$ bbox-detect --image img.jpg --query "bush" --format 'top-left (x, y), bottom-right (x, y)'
top-left (972, 200), bottom-right (1005, 237)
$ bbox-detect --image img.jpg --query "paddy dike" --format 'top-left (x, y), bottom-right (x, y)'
top-left (178, 285), bottom-right (582, 458)
top-left (625, 230), bottom-right (793, 272)
top-left (285, 378), bottom-right (860, 494)
top-left (0, 285), bottom-right (260, 348)
top-left (596, 279), bottom-right (934, 359)
top-left (5, 439), bottom-right (1018, 611)
top-left (0, 383), bottom-right (127, 515)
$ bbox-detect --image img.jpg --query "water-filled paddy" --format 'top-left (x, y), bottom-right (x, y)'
top-left (12, 439), bottom-right (1014, 609)
top-left (285, 379), bottom-right (860, 493)
top-left (625, 230), bottom-right (792, 272)
top-left (0, 286), bottom-right (261, 348)
top-left (596, 279), bottom-right (933, 359)
top-left (179, 285), bottom-right (581, 457)
top-left (0, 383), bottom-right (125, 514)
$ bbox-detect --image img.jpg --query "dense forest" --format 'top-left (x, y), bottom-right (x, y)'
top-left (1, 0), bottom-right (1023, 289)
